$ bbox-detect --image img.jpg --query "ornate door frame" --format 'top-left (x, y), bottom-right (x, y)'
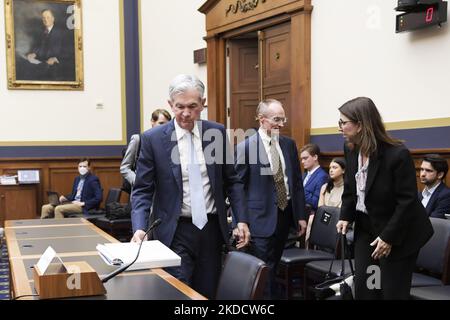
top-left (199, 0), bottom-right (313, 146)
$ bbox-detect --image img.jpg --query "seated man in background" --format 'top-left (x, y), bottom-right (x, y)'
top-left (41, 158), bottom-right (103, 219)
top-left (419, 154), bottom-right (450, 219)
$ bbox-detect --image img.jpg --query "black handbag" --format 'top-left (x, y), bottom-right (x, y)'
top-left (313, 233), bottom-right (355, 300)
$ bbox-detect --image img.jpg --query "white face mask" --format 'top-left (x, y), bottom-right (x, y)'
top-left (78, 167), bottom-right (88, 176)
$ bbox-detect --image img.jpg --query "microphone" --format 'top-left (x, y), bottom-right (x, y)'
top-left (101, 218), bottom-right (162, 283)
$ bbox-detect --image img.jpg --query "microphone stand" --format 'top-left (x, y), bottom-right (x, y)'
top-left (101, 218), bottom-right (162, 283)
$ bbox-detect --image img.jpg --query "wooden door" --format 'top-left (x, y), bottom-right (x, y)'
top-left (261, 22), bottom-right (291, 137)
top-left (229, 38), bottom-right (259, 139)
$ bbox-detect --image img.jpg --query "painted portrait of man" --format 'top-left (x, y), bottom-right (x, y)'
top-left (6, 0), bottom-right (83, 89)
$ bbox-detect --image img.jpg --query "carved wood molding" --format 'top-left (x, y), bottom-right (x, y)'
top-left (226, 0), bottom-right (266, 16)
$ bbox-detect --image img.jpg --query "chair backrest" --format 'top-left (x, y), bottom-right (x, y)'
top-left (105, 188), bottom-right (122, 205)
top-left (216, 251), bottom-right (268, 300)
top-left (416, 218), bottom-right (450, 282)
top-left (308, 206), bottom-right (340, 252)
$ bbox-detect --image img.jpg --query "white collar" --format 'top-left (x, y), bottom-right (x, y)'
top-left (258, 128), bottom-right (279, 145)
top-left (174, 119), bottom-right (201, 142)
top-left (423, 181), bottom-right (441, 195)
top-left (306, 165), bottom-right (320, 177)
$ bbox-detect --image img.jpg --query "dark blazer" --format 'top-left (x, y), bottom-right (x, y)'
top-left (33, 27), bottom-right (64, 61)
top-left (235, 133), bottom-right (306, 237)
top-left (418, 183), bottom-right (450, 219)
top-left (303, 166), bottom-right (328, 211)
top-left (131, 120), bottom-right (247, 247)
top-left (340, 142), bottom-right (433, 259)
top-left (66, 173), bottom-right (103, 214)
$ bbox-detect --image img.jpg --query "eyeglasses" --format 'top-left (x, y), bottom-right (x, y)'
top-left (268, 117), bottom-right (288, 124)
top-left (338, 119), bottom-right (353, 128)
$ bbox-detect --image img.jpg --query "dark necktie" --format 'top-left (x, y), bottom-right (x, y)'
top-left (269, 139), bottom-right (288, 210)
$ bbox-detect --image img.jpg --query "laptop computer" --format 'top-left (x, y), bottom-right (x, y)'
top-left (47, 191), bottom-right (72, 206)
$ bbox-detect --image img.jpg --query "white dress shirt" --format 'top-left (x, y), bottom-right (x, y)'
top-left (421, 181), bottom-right (441, 208)
top-left (174, 120), bottom-right (216, 217)
top-left (258, 128), bottom-right (290, 199)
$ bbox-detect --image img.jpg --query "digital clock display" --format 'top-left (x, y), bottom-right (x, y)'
top-left (396, 2), bottom-right (447, 32)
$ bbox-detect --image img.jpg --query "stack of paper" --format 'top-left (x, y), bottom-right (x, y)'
top-left (96, 240), bottom-right (181, 271)
top-left (0, 175), bottom-right (17, 185)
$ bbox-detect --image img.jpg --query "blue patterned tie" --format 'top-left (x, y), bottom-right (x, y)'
top-left (187, 132), bottom-right (208, 229)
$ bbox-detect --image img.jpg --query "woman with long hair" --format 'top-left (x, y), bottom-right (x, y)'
top-left (336, 97), bottom-right (433, 300)
top-left (305, 157), bottom-right (346, 244)
top-left (318, 157), bottom-right (346, 208)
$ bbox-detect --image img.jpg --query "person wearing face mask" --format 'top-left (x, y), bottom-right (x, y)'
top-left (41, 158), bottom-right (103, 219)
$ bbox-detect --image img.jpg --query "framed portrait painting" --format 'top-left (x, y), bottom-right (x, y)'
top-left (5, 0), bottom-right (83, 90)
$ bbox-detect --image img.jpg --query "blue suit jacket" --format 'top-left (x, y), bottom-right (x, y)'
top-left (303, 166), bottom-right (328, 212)
top-left (418, 183), bottom-right (450, 219)
top-left (235, 133), bottom-right (307, 237)
top-left (66, 173), bottom-right (103, 214)
top-left (131, 120), bottom-right (248, 247)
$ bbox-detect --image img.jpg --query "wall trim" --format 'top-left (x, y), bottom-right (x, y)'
top-left (311, 117), bottom-right (450, 136)
top-left (0, 0), bottom-right (141, 157)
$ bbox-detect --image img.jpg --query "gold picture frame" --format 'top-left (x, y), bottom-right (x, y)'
top-left (5, 0), bottom-right (83, 90)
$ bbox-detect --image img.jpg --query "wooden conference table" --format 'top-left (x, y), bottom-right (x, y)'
top-left (4, 217), bottom-right (206, 300)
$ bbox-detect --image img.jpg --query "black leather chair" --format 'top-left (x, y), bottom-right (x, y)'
top-left (216, 251), bottom-right (268, 300)
top-left (411, 218), bottom-right (450, 287)
top-left (92, 188), bottom-right (133, 242)
top-left (275, 206), bottom-right (341, 299)
top-left (84, 188), bottom-right (122, 222)
top-left (410, 285), bottom-right (450, 300)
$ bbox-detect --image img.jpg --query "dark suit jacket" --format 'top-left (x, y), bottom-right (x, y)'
top-left (235, 133), bottom-right (306, 237)
top-left (33, 27), bottom-right (64, 61)
top-left (131, 120), bottom-right (247, 247)
top-left (66, 173), bottom-right (103, 214)
top-left (340, 142), bottom-right (433, 259)
top-left (418, 183), bottom-right (450, 219)
top-left (303, 167), bottom-right (328, 211)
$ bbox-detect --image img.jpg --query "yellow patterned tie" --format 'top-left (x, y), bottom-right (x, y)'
top-left (269, 139), bottom-right (288, 210)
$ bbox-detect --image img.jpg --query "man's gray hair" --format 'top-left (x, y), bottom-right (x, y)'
top-left (256, 98), bottom-right (281, 117)
top-left (169, 74), bottom-right (205, 101)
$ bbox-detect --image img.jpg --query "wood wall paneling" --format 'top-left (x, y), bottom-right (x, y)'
top-left (0, 158), bottom-right (124, 221)
top-left (319, 149), bottom-right (450, 191)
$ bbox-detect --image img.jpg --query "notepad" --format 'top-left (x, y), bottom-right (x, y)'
top-left (96, 240), bottom-right (181, 271)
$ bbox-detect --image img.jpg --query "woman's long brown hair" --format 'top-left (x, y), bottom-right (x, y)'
top-left (339, 97), bottom-right (401, 156)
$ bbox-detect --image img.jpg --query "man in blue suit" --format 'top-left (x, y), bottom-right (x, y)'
top-left (41, 158), bottom-right (102, 218)
top-left (418, 154), bottom-right (450, 219)
top-left (131, 74), bottom-right (250, 299)
top-left (235, 99), bottom-right (307, 298)
top-left (300, 143), bottom-right (328, 213)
